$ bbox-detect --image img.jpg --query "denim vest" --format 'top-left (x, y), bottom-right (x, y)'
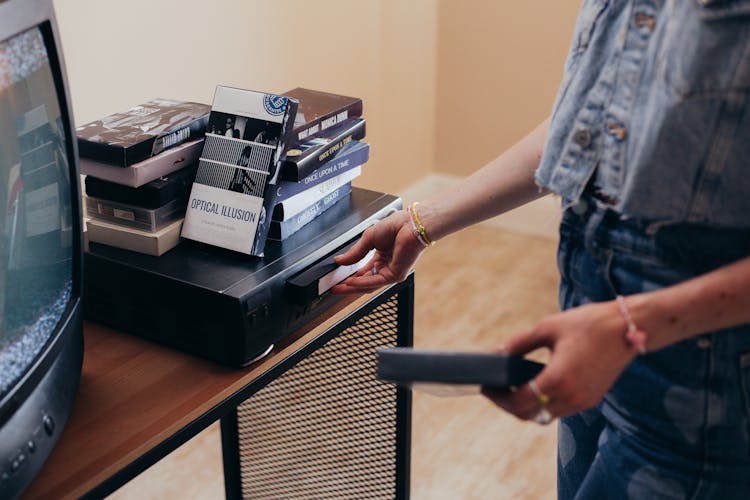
top-left (535, 0), bottom-right (750, 228)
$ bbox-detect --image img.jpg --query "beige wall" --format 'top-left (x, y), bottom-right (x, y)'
top-left (51, 0), bottom-right (437, 195)
top-left (52, 1), bottom-right (580, 193)
top-left (435, 1), bottom-right (579, 176)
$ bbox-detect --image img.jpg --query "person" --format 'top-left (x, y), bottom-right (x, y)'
top-left (222, 116), bottom-right (240, 138)
top-left (332, 2), bottom-right (750, 498)
top-left (237, 145), bottom-right (253, 168)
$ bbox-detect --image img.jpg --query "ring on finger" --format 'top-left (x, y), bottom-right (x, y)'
top-left (529, 379), bottom-right (550, 406)
top-left (371, 266), bottom-right (377, 276)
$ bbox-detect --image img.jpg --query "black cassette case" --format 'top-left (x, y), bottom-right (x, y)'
top-left (76, 99), bottom-right (210, 166)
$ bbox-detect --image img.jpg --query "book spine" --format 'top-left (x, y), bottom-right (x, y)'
top-left (272, 141), bottom-right (368, 203)
top-left (281, 118), bottom-right (366, 181)
top-left (272, 166), bottom-right (361, 221)
top-left (268, 183), bottom-right (352, 240)
top-left (292, 99), bottom-right (363, 146)
top-left (251, 97), bottom-right (299, 256)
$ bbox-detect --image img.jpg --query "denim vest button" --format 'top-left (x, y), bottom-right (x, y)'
top-left (573, 128), bottom-right (592, 148)
top-left (634, 12), bottom-right (656, 32)
top-left (607, 123), bottom-right (627, 141)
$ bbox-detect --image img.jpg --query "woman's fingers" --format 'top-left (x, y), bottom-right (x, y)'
top-left (334, 226), bottom-right (378, 266)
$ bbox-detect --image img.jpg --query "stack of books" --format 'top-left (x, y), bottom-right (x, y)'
top-left (77, 99), bottom-right (210, 256)
top-left (79, 89), bottom-right (368, 257)
top-left (268, 87), bottom-right (368, 241)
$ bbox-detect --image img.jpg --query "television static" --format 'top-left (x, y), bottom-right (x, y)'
top-left (0, 0), bottom-right (85, 497)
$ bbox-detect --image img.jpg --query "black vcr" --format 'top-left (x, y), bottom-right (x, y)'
top-left (84, 187), bottom-right (400, 367)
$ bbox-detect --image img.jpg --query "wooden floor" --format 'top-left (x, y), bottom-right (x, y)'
top-left (108, 223), bottom-right (560, 499)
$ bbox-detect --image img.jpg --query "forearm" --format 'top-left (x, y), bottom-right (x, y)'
top-left (416, 118), bottom-right (550, 241)
top-left (627, 255), bottom-right (750, 350)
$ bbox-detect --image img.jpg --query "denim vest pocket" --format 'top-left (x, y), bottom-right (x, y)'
top-left (660, 1), bottom-right (750, 97)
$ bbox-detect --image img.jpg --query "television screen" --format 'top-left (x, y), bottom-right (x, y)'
top-left (0, 26), bottom-right (74, 402)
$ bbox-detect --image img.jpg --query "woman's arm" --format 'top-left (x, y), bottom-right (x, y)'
top-left (485, 254), bottom-right (750, 420)
top-left (416, 118), bottom-right (550, 240)
top-left (332, 118), bottom-right (550, 294)
top-left (631, 254), bottom-right (750, 350)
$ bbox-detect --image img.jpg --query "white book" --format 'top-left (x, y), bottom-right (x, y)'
top-left (79, 139), bottom-right (203, 187)
top-left (180, 86), bottom-right (298, 256)
top-left (274, 166), bottom-right (360, 221)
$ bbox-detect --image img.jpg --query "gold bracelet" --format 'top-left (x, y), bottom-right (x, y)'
top-left (409, 202), bottom-right (435, 246)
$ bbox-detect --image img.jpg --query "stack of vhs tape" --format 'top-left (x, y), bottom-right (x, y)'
top-left (77, 99), bottom-right (210, 256)
top-left (269, 87), bottom-right (368, 241)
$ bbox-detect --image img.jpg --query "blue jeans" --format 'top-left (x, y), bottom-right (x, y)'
top-left (556, 200), bottom-right (750, 499)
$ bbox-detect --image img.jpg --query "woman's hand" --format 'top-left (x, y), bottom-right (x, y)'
top-left (331, 209), bottom-right (426, 295)
top-left (482, 300), bottom-right (638, 422)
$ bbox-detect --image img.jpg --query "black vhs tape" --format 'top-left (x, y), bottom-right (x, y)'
top-left (84, 164), bottom-right (197, 209)
top-left (77, 99), bottom-right (210, 166)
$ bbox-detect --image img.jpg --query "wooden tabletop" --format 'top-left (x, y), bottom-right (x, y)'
top-left (22, 294), bottom-right (368, 500)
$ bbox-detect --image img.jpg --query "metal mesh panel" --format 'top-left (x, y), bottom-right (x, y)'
top-left (234, 295), bottom-right (402, 499)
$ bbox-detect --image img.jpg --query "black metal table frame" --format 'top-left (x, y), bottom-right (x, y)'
top-left (82, 275), bottom-right (414, 500)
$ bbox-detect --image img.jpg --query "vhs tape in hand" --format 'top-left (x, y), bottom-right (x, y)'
top-left (376, 347), bottom-right (544, 394)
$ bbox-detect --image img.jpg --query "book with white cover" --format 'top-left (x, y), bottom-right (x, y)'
top-left (79, 139), bottom-right (203, 188)
top-left (272, 166), bottom-right (360, 221)
top-left (180, 86), bottom-right (298, 256)
top-left (267, 183), bottom-right (352, 240)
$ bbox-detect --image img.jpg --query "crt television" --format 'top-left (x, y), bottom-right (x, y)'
top-left (0, 0), bottom-right (84, 497)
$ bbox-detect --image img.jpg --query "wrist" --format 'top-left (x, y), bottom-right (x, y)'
top-left (407, 201), bottom-right (440, 247)
top-left (407, 200), bottom-right (449, 242)
top-left (616, 293), bottom-right (675, 352)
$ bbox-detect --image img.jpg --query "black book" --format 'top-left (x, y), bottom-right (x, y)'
top-left (272, 140), bottom-right (368, 207)
top-left (282, 87), bottom-right (363, 147)
top-left (84, 163), bottom-right (197, 209)
top-left (376, 348), bottom-right (544, 392)
top-left (280, 117), bottom-right (366, 181)
top-left (76, 99), bottom-right (210, 166)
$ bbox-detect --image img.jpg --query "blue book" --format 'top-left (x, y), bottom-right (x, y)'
top-left (273, 140), bottom-right (368, 203)
top-left (271, 166), bottom-right (360, 221)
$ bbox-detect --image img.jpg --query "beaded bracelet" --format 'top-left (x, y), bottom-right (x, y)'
top-left (408, 202), bottom-right (435, 247)
top-left (616, 295), bottom-right (648, 355)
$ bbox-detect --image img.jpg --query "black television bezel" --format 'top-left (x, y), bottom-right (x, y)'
top-left (0, 0), bottom-right (84, 428)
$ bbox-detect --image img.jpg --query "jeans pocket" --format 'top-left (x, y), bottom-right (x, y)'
top-left (698, 0), bottom-right (750, 20)
top-left (738, 351), bottom-right (750, 422)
